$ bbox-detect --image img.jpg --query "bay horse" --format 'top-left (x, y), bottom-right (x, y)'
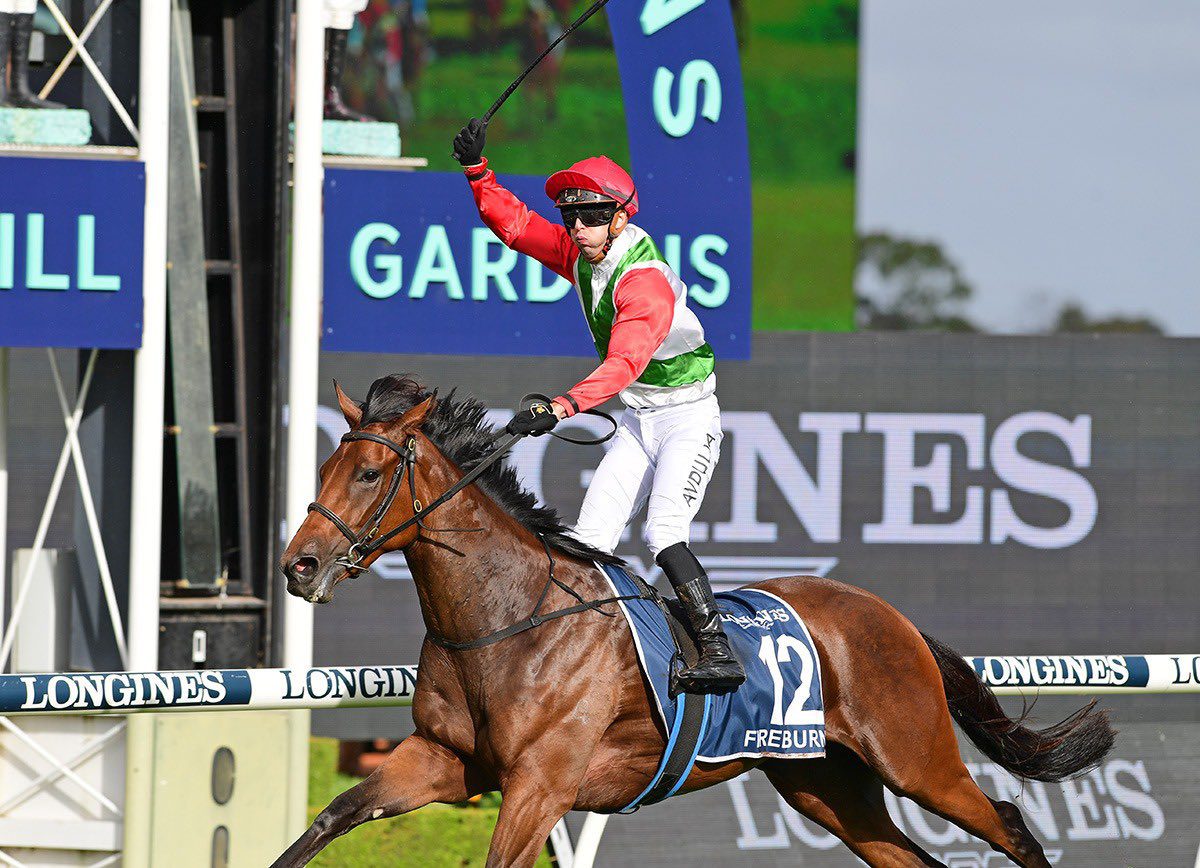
top-left (274, 375), bottom-right (1114, 867)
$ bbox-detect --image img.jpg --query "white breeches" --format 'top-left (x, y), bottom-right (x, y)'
top-left (323, 0), bottom-right (368, 30)
top-left (573, 395), bottom-right (722, 559)
top-left (0, 1), bottom-right (39, 16)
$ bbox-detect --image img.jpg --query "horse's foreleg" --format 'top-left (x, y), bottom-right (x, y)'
top-left (484, 767), bottom-right (581, 868)
top-left (271, 734), bottom-right (483, 868)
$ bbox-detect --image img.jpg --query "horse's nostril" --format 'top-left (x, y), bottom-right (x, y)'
top-left (291, 556), bottom-right (319, 579)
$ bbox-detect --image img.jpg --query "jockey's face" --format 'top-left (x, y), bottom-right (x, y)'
top-left (566, 209), bottom-right (629, 263)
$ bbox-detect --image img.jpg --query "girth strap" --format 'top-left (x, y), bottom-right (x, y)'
top-left (614, 571), bottom-right (713, 812)
top-left (618, 691), bottom-right (711, 813)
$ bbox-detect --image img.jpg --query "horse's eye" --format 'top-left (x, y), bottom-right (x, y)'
top-left (361, 469), bottom-right (382, 484)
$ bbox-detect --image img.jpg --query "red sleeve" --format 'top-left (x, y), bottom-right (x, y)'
top-left (465, 158), bottom-right (579, 281)
top-left (553, 268), bottom-right (675, 416)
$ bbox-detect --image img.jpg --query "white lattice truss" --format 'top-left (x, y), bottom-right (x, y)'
top-left (0, 350), bottom-right (128, 670)
top-left (0, 716), bottom-right (125, 866)
top-left (37, 0), bottom-right (139, 143)
top-left (0, 350), bottom-right (130, 862)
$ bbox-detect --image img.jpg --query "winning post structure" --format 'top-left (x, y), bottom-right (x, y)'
top-left (121, 3), bottom-right (171, 861)
top-left (0, 2), bottom-right (322, 863)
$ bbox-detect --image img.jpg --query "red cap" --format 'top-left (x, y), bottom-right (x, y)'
top-left (545, 156), bottom-right (639, 217)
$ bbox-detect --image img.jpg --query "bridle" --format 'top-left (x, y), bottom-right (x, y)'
top-left (307, 391), bottom-right (618, 576)
top-left (308, 431), bottom-right (420, 576)
top-left (303, 407), bottom-right (669, 651)
top-left (308, 428), bottom-right (524, 577)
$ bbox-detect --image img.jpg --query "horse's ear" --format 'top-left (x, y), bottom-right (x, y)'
top-left (334, 380), bottom-right (362, 429)
top-left (400, 394), bottom-right (437, 430)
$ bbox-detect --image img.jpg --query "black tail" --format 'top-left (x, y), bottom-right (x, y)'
top-left (921, 633), bottom-right (1116, 783)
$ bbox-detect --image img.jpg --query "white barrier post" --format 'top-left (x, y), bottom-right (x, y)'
top-left (571, 813), bottom-right (611, 868)
top-left (128, 0), bottom-right (171, 681)
top-left (123, 1), bottom-right (172, 864)
top-left (283, 0), bottom-right (328, 839)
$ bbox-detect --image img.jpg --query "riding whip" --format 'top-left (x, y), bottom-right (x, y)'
top-left (452, 0), bottom-right (618, 158)
top-left (487, 0), bottom-right (614, 122)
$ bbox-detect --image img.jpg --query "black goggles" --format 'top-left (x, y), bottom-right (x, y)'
top-left (559, 205), bottom-right (617, 228)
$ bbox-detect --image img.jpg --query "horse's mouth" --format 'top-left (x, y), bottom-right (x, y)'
top-left (297, 566), bottom-right (360, 604)
top-left (285, 552), bottom-right (366, 604)
top-left (288, 575), bottom-right (336, 604)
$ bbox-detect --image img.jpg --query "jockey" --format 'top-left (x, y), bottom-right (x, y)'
top-left (453, 118), bottom-right (745, 694)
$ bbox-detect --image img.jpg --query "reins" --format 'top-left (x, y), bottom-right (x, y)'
top-left (426, 533), bottom-right (659, 652)
top-left (307, 401), bottom-right (657, 650)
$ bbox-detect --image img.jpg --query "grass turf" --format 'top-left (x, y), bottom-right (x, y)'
top-left (307, 738), bottom-right (553, 867)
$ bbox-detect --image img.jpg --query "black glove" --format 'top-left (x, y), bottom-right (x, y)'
top-left (452, 117), bottom-right (487, 167)
top-left (506, 401), bottom-right (558, 437)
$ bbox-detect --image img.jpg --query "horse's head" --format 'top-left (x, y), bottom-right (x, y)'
top-left (281, 381), bottom-right (437, 604)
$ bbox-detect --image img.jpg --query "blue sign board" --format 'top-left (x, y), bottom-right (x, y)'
top-left (609, 0), bottom-right (752, 358)
top-left (324, 170), bottom-right (596, 357)
top-left (0, 156), bottom-right (145, 349)
top-left (322, 0), bottom-right (751, 359)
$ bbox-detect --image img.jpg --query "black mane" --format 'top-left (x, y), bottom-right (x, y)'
top-left (357, 375), bottom-right (623, 567)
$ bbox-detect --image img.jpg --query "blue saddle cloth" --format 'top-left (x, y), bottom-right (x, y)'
top-left (601, 563), bottom-right (825, 762)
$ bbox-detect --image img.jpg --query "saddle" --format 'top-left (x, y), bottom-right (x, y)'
top-left (602, 564), bottom-right (827, 812)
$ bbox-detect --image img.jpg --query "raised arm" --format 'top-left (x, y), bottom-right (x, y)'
top-left (464, 159), bottom-right (579, 281)
top-left (552, 267), bottom-right (676, 416)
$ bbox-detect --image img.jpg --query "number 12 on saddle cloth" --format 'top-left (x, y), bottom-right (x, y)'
top-left (600, 563), bottom-right (826, 762)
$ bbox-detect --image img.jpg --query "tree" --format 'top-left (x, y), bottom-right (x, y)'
top-left (1052, 303), bottom-right (1164, 334)
top-left (855, 232), bottom-right (977, 331)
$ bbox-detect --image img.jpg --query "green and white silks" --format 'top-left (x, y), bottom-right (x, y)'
top-left (574, 224), bottom-right (716, 409)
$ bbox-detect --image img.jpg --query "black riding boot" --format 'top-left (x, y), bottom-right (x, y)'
top-left (8, 14), bottom-right (63, 110)
top-left (657, 542), bottom-right (746, 694)
top-left (323, 28), bottom-right (371, 122)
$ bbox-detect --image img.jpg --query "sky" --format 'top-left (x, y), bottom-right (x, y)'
top-left (856, 1), bottom-right (1200, 334)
